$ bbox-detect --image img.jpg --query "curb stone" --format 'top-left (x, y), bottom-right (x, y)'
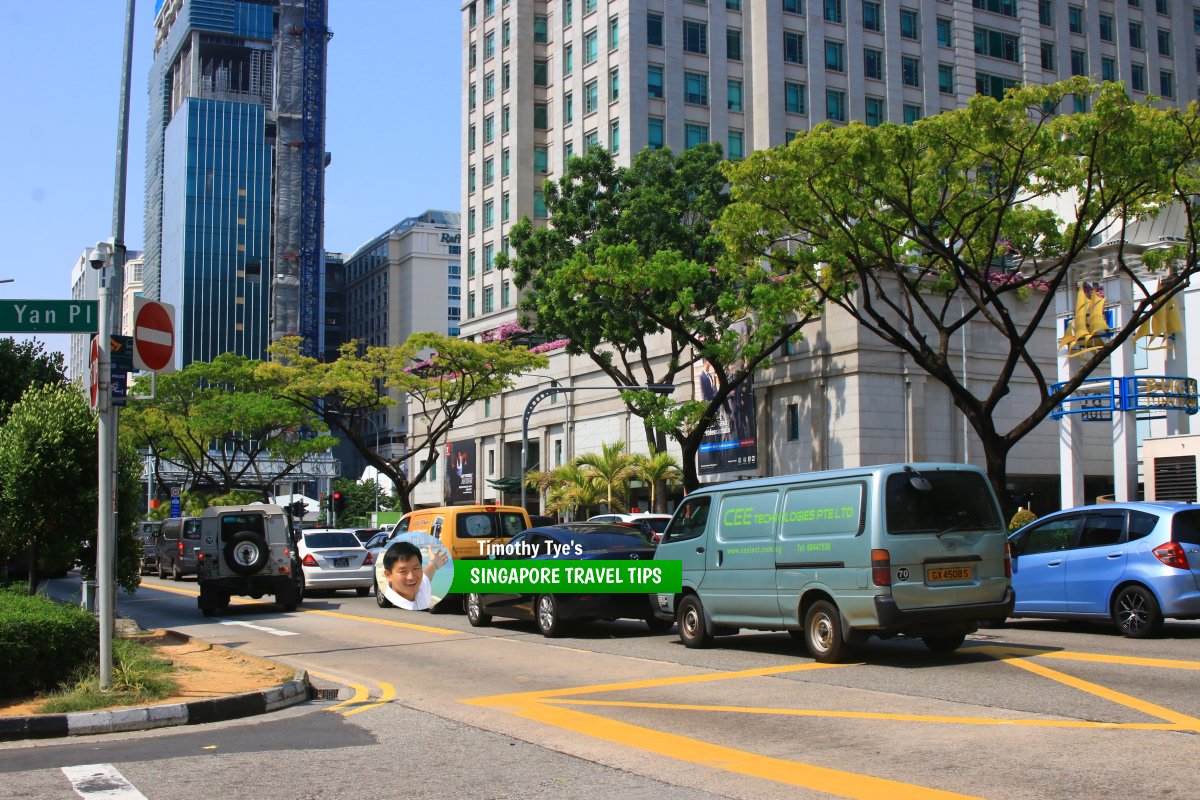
top-left (0, 631), bottom-right (312, 742)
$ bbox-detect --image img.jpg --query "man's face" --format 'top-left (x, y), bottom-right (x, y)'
top-left (385, 555), bottom-right (423, 600)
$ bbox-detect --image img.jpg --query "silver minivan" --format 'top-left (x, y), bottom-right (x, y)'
top-left (652, 463), bottom-right (1014, 661)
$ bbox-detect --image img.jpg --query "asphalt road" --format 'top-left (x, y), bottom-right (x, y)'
top-left (4, 574), bottom-right (1200, 800)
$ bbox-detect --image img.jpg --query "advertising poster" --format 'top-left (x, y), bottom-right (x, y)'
top-left (696, 359), bottom-right (758, 474)
top-left (446, 439), bottom-right (477, 504)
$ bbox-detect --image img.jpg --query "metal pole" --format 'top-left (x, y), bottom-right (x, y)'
top-left (98, 0), bottom-right (136, 692)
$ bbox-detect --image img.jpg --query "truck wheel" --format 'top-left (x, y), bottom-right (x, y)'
top-left (678, 595), bottom-right (714, 649)
top-left (804, 600), bottom-right (849, 663)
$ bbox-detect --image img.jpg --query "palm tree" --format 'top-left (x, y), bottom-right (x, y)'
top-left (539, 464), bottom-right (605, 520)
top-left (632, 450), bottom-right (682, 513)
top-left (574, 441), bottom-right (638, 513)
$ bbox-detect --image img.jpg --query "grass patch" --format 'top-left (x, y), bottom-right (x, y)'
top-left (37, 637), bottom-right (178, 714)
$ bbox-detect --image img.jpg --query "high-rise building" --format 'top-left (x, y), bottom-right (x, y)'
top-left (461, 0), bottom-right (1198, 335)
top-left (144, 0), bottom-right (329, 368)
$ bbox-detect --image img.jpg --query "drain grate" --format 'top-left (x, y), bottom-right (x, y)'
top-left (312, 687), bottom-right (342, 701)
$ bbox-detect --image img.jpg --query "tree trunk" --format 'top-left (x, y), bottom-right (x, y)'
top-left (981, 438), bottom-right (1015, 522)
top-left (26, 540), bottom-right (39, 596)
top-left (396, 479), bottom-right (414, 514)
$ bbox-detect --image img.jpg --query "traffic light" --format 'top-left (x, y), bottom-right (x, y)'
top-left (332, 491), bottom-right (347, 513)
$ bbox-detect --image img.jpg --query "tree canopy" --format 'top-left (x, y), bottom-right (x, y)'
top-left (0, 337), bottom-right (67, 423)
top-left (263, 333), bottom-right (548, 513)
top-left (721, 78), bottom-right (1200, 504)
top-left (501, 145), bottom-right (822, 490)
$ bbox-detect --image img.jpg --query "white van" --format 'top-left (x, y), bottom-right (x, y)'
top-left (652, 463), bottom-right (1013, 661)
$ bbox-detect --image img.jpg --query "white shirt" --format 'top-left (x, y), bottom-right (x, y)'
top-left (383, 575), bottom-right (432, 611)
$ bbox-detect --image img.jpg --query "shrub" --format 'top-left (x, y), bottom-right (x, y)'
top-left (0, 590), bottom-right (98, 698)
top-left (1008, 507), bottom-right (1037, 533)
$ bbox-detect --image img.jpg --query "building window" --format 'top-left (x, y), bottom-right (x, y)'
top-left (1160, 69), bottom-right (1174, 98)
top-left (555, 439), bottom-right (563, 465)
top-left (1158, 29), bottom-right (1171, 57)
top-left (483, 114), bottom-right (494, 143)
top-left (468, 249), bottom-right (476, 277)
top-left (648, 64), bottom-right (664, 98)
top-left (976, 71), bottom-right (1019, 99)
top-left (863, 0), bottom-right (881, 31)
top-left (824, 0), bottom-right (843, 24)
top-left (502, 19), bottom-right (510, 48)
top-left (826, 89), bottom-right (846, 121)
top-left (483, 157), bottom-right (494, 186)
top-left (584, 128), bottom-right (599, 150)
top-left (564, 43), bottom-right (573, 75)
top-left (502, 192), bottom-right (510, 222)
top-left (1068, 6), bottom-right (1083, 34)
top-left (584, 79), bottom-right (599, 114)
top-left (785, 80), bottom-right (806, 114)
top-left (1098, 14), bottom-right (1113, 41)
top-left (469, 81), bottom-right (477, 110)
top-left (1156, 0), bottom-right (1169, 14)
top-left (902, 55), bottom-right (921, 87)
top-left (1131, 62), bottom-right (1146, 92)
top-left (468, 165), bottom-right (477, 193)
top-left (468, 207), bottom-right (476, 235)
top-left (787, 403), bottom-right (800, 440)
top-left (610, 67), bottom-right (620, 101)
top-left (501, 148), bottom-right (510, 177)
top-left (610, 119), bottom-right (620, 153)
top-left (864, 47), bottom-right (883, 79)
top-left (727, 78), bottom-right (743, 111)
top-left (502, 280), bottom-right (511, 308)
top-left (563, 140), bottom-right (574, 162)
top-left (485, 31), bottom-right (495, 60)
top-left (564, 91), bottom-right (573, 124)
top-left (468, 123), bottom-right (476, 152)
top-left (783, 0), bottom-right (803, 13)
top-left (483, 201), bottom-right (494, 230)
top-left (484, 0), bottom-right (494, 18)
top-left (865, 95), bottom-right (885, 126)
top-left (467, 291), bottom-right (476, 318)
top-left (484, 72), bottom-right (495, 101)
top-left (903, 103), bottom-right (922, 124)
top-left (975, 27), bottom-right (1019, 62)
top-left (564, 0), bottom-right (572, 26)
top-left (483, 242), bottom-right (494, 270)
top-left (727, 27), bottom-right (743, 61)
top-left (938, 63), bottom-right (954, 93)
top-left (502, 62), bottom-right (510, 92)
top-left (534, 146), bottom-right (548, 173)
top-left (470, 2), bottom-right (477, 28)
top-left (585, 28), bottom-right (598, 63)
top-left (534, 190), bottom-right (547, 217)
top-left (936, 17), bottom-right (953, 48)
top-left (647, 12), bottom-right (663, 46)
top-left (727, 129), bottom-right (744, 159)
top-left (784, 31), bottom-right (805, 64)
top-left (1040, 42), bottom-right (1055, 70)
top-left (585, 0), bottom-right (596, 12)
top-left (534, 15), bottom-right (548, 43)
top-left (648, 117), bottom-right (665, 149)
top-left (973, 0), bottom-right (1016, 15)
top-left (685, 71), bottom-right (709, 105)
top-left (534, 60), bottom-right (549, 87)
top-left (502, 104), bottom-right (510, 133)
top-left (1039, 0), bottom-right (1052, 26)
top-left (685, 122), bottom-right (709, 148)
top-left (825, 40), bottom-right (845, 72)
top-left (1070, 48), bottom-right (1086, 76)
top-left (534, 102), bottom-right (549, 129)
top-left (1101, 56), bottom-right (1115, 82)
top-left (609, 15), bottom-right (619, 49)
top-left (900, 8), bottom-right (919, 40)
top-left (684, 19), bottom-right (709, 54)
top-left (483, 286), bottom-right (494, 314)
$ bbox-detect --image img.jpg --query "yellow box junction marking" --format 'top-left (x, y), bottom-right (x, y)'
top-left (466, 644), bottom-right (1200, 799)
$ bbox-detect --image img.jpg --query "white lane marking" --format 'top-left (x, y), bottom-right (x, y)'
top-left (62, 764), bottom-right (148, 799)
top-left (218, 620), bottom-right (299, 636)
top-left (135, 326), bottom-right (172, 345)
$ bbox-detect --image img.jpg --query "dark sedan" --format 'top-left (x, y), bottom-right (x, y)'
top-left (465, 523), bottom-right (673, 637)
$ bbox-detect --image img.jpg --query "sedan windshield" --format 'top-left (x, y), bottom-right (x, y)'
top-left (304, 532), bottom-right (361, 549)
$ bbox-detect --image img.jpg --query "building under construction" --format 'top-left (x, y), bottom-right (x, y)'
top-left (144, 0), bottom-right (328, 366)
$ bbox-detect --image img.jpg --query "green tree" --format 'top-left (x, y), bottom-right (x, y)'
top-left (0, 337), bottom-right (67, 423)
top-left (123, 353), bottom-right (336, 500)
top-left (631, 449), bottom-right (682, 514)
top-left (722, 79), bottom-right (1200, 508)
top-left (329, 477), bottom-right (386, 526)
top-left (574, 441), bottom-right (638, 513)
top-left (528, 464), bottom-right (605, 521)
top-left (263, 333), bottom-right (548, 513)
top-left (501, 145), bottom-right (821, 491)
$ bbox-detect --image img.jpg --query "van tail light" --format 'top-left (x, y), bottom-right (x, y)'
top-left (302, 553), bottom-right (318, 567)
top-left (177, 541), bottom-right (184, 554)
top-left (871, 549), bottom-right (892, 587)
top-left (1004, 542), bottom-right (1013, 578)
top-left (363, 551), bottom-right (374, 566)
top-left (1153, 542), bottom-right (1190, 570)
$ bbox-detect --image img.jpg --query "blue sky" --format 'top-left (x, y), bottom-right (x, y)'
top-left (0, 1), bottom-right (461, 356)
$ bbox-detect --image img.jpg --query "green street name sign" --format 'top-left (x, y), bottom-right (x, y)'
top-left (0, 300), bottom-right (98, 333)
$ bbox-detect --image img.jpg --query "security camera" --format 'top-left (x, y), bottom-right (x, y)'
top-left (88, 241), bottom-right (112, 270)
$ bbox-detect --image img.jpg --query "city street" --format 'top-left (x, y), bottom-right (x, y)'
top-left (3, 574), bottom-right (1199, 799)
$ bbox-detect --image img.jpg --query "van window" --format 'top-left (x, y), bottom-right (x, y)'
top-left (780, 483), bottom-right (863, 537)
top-left (663, 497), bottom-right (711, 543)
top-left (500, 512), bottom-right (526, 536)
top-left (431, 517), bottom-right (444, 539)
top-left (458, 513), bottom-right (498, 538)
top-left (183, 519), bottom-right (201, 540)
top-left (221, 513), bottom-right (265, 541)
top-left (717, 491), bottom-right (779, 541)
top-left (885, 471), bottom-right (1000, 535)
top-left (396, 516), bottom-right (411, 533)
top-left (162, 521), bottom-right (180, 539)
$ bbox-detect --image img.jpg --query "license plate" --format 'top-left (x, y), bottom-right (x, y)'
top-left (927, 566), bottom-right (973, 583)
top-left (333, 557), bottom-right (349, 568)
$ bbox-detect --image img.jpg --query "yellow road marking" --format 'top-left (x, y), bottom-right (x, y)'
top-left (137, 582), bottom-right (461, 635)
top-left (542, 698), bottom-right (1178, 730)
top-left (343, 680), bottom-right (397, 717)
top-left (976, 645), bottom-right (1200, 671)
top-left (310, 670), bottom-right (370, 713)
top-left (512, 700), bottom-right (982, 800)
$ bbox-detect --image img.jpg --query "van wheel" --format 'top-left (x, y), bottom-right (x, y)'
top-left (156, 561), bottom-right (164, 580)
top-left (678, 595), bottom-right (714, 649)
top-left (171, 560), bottom-right (181, 581)
top-left (1113, 585), bottom-right (1163, 638)
top-left (536, 595), bottom-right (567, 637)
top-left (923, 633), bottom-right (967, 654)
top-left (466, 593), bottom-right (491, 627)
top-left (804, 600), bottom-right (848, 663)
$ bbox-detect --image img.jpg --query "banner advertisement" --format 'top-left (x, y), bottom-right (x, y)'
top-left (446, 439), bottom-right (477, 504)
top-left (696, 359), bottom-right (758, 474)
top-left (451, 559), bottom-right (683, 594)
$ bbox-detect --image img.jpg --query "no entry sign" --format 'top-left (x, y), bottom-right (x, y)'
top-left (133, 298), bottom-right (176, 373)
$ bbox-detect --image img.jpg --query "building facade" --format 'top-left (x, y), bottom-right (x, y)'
top-left (442, 0), bottom-right (1200, 515)
top-left (144, 0), bottom-right (329, 368)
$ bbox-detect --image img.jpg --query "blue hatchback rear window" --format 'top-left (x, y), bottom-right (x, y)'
top-left (1172, 510), bottom-right (1200, 544)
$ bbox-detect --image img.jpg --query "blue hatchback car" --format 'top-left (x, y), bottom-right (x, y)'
top-left (1008, 501), bottom-right (1200, 637)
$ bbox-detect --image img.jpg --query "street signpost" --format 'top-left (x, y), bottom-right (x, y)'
top-left (170, 487), bottom-right (181, 519)
top-left (132, 297), bottom-right (175, 373)
top-left (89, 334), bottom-right (134, 409)
top-left (0, 300), bottom-right (98, 333)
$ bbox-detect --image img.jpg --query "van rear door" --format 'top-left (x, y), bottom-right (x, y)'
top-left (883, 470), bottom-right (1007, 611)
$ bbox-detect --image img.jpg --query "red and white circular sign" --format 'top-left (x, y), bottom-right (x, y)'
top-left (133, 299), bottom-right (175, 372)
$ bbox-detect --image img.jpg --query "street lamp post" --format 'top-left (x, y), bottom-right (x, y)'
top-left (520, 383), bottom-right (674, 512)
top-left (362, 414), bottom-right (382, 515)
